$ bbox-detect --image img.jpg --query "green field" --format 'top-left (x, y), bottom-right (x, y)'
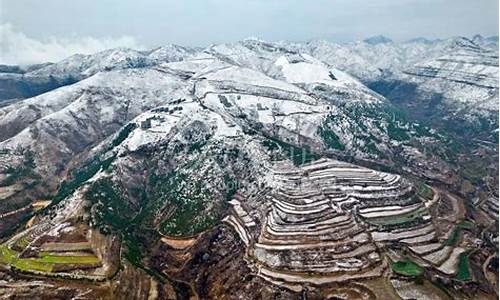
top-left (13, 258), bottom-right (54, 272)
top-left (0, 244), bottom-right (100, 273)
top-left (392, 258), bottom-right (424, 276)
top-left (38, 253), bottom-right (100, 264)
top-left (455, 252), bottom-right (472, 281)
top-left (0, 245), bottom-right (16, 264)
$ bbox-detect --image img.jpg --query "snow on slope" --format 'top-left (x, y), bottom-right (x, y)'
top-left (402, 39), bottom-right (499, 113)
top-left (203, 40), bottom-right (383, 104)
top-left (302, 39), bottom-right (451, 81)
top-left (0, 37), bottom-right (480, 192)
top-left (273, 55), bottom-right (347, 85)
top-left (26, 45), bottom-right (195, 80)
top-left (0, 67), bottom-right (191, 141)
top-left (280, 36), bottom-right (499, 117)
top-left (148, 44), bottom-right (197, 63)
top-left (24, 51), bottom-right (391, 161)
top-left (0, 67), bottom-right (193, 180)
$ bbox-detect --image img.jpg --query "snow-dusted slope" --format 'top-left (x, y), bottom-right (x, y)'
top-left (28, 45), bottom-right (195, 80)
top-left (28, 48), bottom-right (151, 79)
top-left (206, 37), bottom-right (498, 122)
top-left (401, 39), bottom-right (498, 114)
top-left (284, 36), bottom-right (498, 128)
top-left (0, 49), bottom-right (447, 198)
top-left (0, 36), bottom-right (493, 186)
top-left (0, 45), bottom-right (196, 102)
top-left (0, 36), bottom-right (492, 201)
top-left (302, 38), bottom-right (452, 81)
top-left (147, 44), bottom-right (197, 63)
top-left (203, 39), bottom-right (383, 104)
top-left (0, 68), bottom-right (192, 187)
top-left (471, 34), bottom-right (499, 50)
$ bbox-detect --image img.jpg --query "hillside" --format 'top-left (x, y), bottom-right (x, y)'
top-left (0, 37), bottom-right (497, 299)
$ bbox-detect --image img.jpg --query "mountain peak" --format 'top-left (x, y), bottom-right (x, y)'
top-left (487, 35), bottom-right (499, 43)
top-left (242, 36), bottom-right (265, 42)
top-left (472, 34), bottom-right (484, 40)
top-left (363, 35), bottom-right (393, 45)
top-left (404, 37), bottom-right (435, 44)
top-left (448, 37), bottom-right (482, 51)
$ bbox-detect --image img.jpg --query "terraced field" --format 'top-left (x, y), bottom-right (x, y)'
top-left (481, 196), bottom-right (499, 222)
top-left (0, 218), bottom-right (104, 278)
top-left (224, 158), bottom-right (472, 293)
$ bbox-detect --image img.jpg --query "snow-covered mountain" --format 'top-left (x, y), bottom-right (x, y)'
top-left (402, 38), bottom-right (498, 114)
top-left (0, 38), bottom-right (456, 235)
top-left (2, 35), bottom-right (496, 124)
top-left (472, 34), bottom-right (499, 50)
top-left (0, 50), bottom-right (445, 191)
top-left (0, 35), bottom-right (497, 299)
top-left (208, 37), bottom-right (498, 143)
top-left (0, 45), bottom-right (197, 101)
top-left (0, 35), bottom-right (494, 216)
top-left (299, 36), bottom-right (494, 82)
top-left (363, 34), bottom-right (393, 45)
top-left (27, 45), bottom-right (196, 79)
top-left (0, 67), bottom-right (192, 190)
top-left (270, 36), bottom-right (498, 141)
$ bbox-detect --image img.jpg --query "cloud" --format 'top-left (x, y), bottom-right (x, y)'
top-left (0, 23), bottom-right (143, 65)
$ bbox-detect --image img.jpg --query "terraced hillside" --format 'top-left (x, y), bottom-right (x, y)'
top-left (224, 158), bottom-right (487, 297)
top-left (0, 189), bottom-right (118, 280)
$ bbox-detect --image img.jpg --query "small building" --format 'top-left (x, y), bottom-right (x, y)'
top-left (140, 118), bottom-right (152, 129)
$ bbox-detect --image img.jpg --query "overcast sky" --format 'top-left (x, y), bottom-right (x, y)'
top-left (1, 0), bottom-right (498, 64)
